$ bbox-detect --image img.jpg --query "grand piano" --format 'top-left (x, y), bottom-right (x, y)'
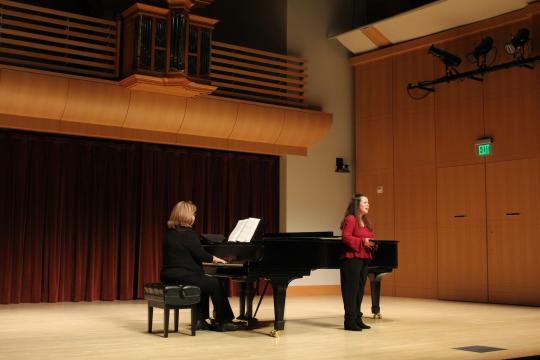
top-left (203, 231), bottom-right (398, 335)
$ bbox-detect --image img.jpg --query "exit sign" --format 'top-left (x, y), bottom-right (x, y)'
top-left (475, 138), bottom-right (493, 156)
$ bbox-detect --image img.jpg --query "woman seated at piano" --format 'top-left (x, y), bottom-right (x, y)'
top-left (340, 193), bottom-right (374, 331)
top-left (160, 200), bottom-right (240, 332)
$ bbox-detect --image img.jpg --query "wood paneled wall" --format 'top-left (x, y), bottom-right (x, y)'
top-left (353, 7), bottom-right (540, 305)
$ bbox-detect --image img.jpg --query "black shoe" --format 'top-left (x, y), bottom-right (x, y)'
top-left (344, 320), bottom-right (362, 331)
top-left (215, 321), bottom-right (241, 332)
top-left (356, 318), bottom-right (371, 329)
top-left (195, 319), bottom-right (214, 331)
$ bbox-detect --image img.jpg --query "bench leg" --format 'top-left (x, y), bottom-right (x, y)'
top-left (164, 306), bottom-right (170, 338)
top-left (174, 309), bottom-right (179, 332)
top-left (147, 305), bottom-right (153, 333)
top-left (191, 305), bottom-right (197, 336)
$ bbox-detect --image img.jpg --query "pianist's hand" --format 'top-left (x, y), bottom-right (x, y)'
top-left (212, 256), bottom-right (228, 264)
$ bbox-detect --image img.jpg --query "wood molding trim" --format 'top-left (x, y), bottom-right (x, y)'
top-left (360, 26), bottom-right (392, 48)
top-left (121, 3), bottom-right (169, 18)
top-left (0, 66), bottom-right (331, 156)
top-left (118, 74), bottom-right (217, 97)
top-left (188, 14), bottom-right (219, 28)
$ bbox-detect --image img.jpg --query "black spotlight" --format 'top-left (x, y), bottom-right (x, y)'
top-left (467, 37), bottom-right (494, 66)
top-left (428, 45), bottom-right (462, 68)
top-left (505, 28), bottom-right (530, 56)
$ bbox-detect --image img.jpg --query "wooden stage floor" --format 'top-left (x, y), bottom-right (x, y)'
top-left (1, 295), bottom-right (539, 360)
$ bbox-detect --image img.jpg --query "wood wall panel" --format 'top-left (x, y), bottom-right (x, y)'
top-left (486, 158), bottom-right (540, 305)
top-left (356, 58), bottom-right (393, 119)
top-left (357, 170), bottom-right (395, 296)
top-left (123, 91), bottom-right (187, 132)
top-left (394, 228), bottom-right (437, 298)
top-left (230, 104), bottom-right (284, 143)
top-left (482, 21), bottom-right (539, 162)
top-left (356, 171), bottom-right (395, 240)
top-left (484, 64), bottom-right (535, 100)
top-left (180, 97), bottom-right (238, 137)
top-left (0, 68), bottom-right (67, 120)
top-left (484, 89), bottom-right (539, 163)
top-left (435, 77), bottom-right (484, 167)
top-left (393, 107), bottom-right (435, 168)
top-left (356, 115), bottom-right (393, 173)
top-left (62, 80), bottom-right (130, 126)
top-left (392, 48), bottom-right (434, 112)
top-left (353, 3), bottom-right (540, 305)
top-left (0, 67), bottom-right (331, 156)
top-left (437, 165), bottom-right (487, 302)
top-left (394, 166), bottom-right (437, 298)
top-left (276, 111), bottom-right (332, 147)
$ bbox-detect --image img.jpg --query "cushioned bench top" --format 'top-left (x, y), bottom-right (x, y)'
top-left (144, 283), bottom-right (201, 306)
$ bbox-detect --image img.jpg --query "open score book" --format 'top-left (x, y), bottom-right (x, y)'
top-left (227, 217), bottom-right (261, 243)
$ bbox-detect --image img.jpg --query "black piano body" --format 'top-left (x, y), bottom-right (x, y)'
top-left (203, 232), bottom-right (398, 332)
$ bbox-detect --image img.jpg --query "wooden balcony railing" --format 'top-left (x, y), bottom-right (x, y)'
top-left (210, 41), bottom-right (308, 108)
top-left (0, 0), bottom-right (119, 79)
top-left (0, 1), bottom-right (310, 108)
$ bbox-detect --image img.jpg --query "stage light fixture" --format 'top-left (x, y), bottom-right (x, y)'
top-left (467, 37), bottom-right (494, 65)
top-left (505, 28), bottom-right (530, 56)
top-left (428, 45), bottom-right (462, 69)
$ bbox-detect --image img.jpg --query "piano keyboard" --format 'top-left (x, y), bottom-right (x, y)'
top-left (202, 262), bottom-right (244, 268)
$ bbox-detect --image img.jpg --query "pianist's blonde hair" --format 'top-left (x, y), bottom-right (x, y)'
top-left (167, 201), bottom-right (197, 228)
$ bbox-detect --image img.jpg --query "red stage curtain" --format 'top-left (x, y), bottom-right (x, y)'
top-left (0, 130), bottom-right (279, 304)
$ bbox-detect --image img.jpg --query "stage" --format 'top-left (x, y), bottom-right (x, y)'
top-left (1, 295), bottom-right (539, 360)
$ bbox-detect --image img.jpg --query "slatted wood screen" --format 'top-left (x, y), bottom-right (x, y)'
top-left (211, 41), bottom-right (307, 108)
top-left (0, 0), bottom-right (119, 79)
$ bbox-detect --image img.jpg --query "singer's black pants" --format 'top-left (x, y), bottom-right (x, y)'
top-left (340, 258), bottom-right (369, 321)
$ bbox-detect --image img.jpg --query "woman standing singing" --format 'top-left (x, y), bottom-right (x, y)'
top-left (340, 193), bottom-right (374, 331)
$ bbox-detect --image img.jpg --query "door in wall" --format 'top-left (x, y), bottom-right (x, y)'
top-left (486, 158), bottom-right (540, 305)
top-left (437, 164), bottom-right (488, 302)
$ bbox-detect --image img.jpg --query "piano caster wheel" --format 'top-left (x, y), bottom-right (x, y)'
top-left (372, 313), bottom-right (382, 319)
top-left (270, 330), bottom-right (280, 338)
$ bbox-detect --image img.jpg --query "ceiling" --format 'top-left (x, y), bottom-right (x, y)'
top-left (333, 0), bottom-right (535, 55)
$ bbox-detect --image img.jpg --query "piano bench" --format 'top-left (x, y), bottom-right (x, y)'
top-left (143, 283), bottom-right (201, 337)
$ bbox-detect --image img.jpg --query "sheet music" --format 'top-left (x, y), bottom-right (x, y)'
top-left (227, 219), bottom-right (247, 243)
top-left (228, 217), bottom-right (260, 242)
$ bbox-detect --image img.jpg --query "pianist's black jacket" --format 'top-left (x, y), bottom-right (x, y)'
top-left (161, 227), bottom-right (213, 280)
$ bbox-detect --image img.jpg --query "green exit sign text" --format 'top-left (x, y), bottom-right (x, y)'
top-left (475, 140), bottom-right (492, 156)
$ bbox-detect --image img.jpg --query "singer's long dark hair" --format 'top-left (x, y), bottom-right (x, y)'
top-left (340, 193), bottom-right (373, 231)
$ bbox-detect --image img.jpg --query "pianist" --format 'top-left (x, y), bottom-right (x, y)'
top-left (340, 193), bottom-right (374, 331)
top-left (160, 201), bottom-right (240, 332)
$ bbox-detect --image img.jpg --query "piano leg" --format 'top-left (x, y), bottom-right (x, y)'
top-left (246, 281), bottom-right (255, 319)
top-left (237, 282), bottom-right (247, 320)
top-left (368, 272), bottom-right (389, 319)
top-left (271, 278), bottom-right (289, 334)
